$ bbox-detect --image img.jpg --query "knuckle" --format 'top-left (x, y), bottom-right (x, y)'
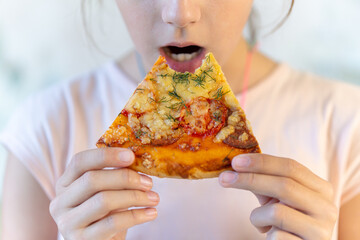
top-left (270, 204), bottom-right (285, 228)
top-left (286, 158), bottom-right (300, 176)
top-left (129, 209), bottom-right (141, 224)
top-left (316, 224), bottom-right (332, 240)
top-left (245, 172), bottom-right (256, 186)
top-left (325, 181), bottom-right (335, 199)
top-left (104, 214), bottom-right (117, 230)
top-left (280, 178), bottom-right (296, 196)
top-left (57, 215), bottom-right (71, 235)
top-left (328, 204), bottom-right (339, 223)
top-left (131, 190), bottom-right (143, 202)
top-left (71, 153), bottom-right (83, 172)
top-left (49, 199), bottom-right (58, 218)
top-left (95, 192), bottom-right (112, 212)
top-left (82, 171), bottom-right (98, 191)
top-left (100, 148), bottom-right (118, 165)
top-left (99, 147), bottom-right (110, 164)
top-left (121, 168), bottom-right (133, 185)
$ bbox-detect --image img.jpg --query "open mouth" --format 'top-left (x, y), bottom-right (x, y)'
top-left (160, 45), bottom-right (206, 73)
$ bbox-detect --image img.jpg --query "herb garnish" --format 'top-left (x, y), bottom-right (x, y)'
top-left (134, 129), bottom-right (145, 139)
top-left (192, 72), bottom-right (206, 88)
top-left (203, 67), bottom-right (216, 82)
top-left (222, 149), bottom-right (234, 163)
top-left (168, 86), bottom-right (182, 100)
top-left (172, 72), bottom-right (190, 85)
top-left (212, 111), bottom-right (222, 122)
top-left (158, 73), bottom-right (169, 78)
top-left (167, 86), bottom-right (190, 113)
top-left (165, 113), bottom-right (178, 122)
top-left (149, 96), bottom-right (169, 104)
top-left (135, 88), bottom-right (145, 92)
top-left (213, 86), bottom-right (230, 100)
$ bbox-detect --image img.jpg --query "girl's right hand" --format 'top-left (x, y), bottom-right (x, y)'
top-left (49, 148), bottom-right (159, 240)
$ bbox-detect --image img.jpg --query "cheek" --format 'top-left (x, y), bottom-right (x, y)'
top-left (210, 1), bottom-right (253, 63)
top-left (115, 1), bottom-right (157, 54)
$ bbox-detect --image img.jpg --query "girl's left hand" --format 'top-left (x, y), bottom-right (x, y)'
top-left (219, 154), bottom-right (338, 240)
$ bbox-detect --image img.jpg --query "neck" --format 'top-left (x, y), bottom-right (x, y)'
top-left (222, 38), bottom-right (277, 95)
top-left (117, 38), bottom-right (277, 94)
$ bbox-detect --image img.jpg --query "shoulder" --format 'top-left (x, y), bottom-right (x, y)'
top-left (14, 61), bottom-right (135, 123)
top-left (274, 64), bottom-right (360, 115)
top-left (0, 61), bottom-right (136, 160)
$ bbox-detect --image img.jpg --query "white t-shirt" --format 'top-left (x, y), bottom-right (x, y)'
top-left (1, 61), bottom-right (360, 240)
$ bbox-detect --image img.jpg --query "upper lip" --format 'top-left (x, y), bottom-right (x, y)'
top-left (162, 42), bottom-right (203, 48)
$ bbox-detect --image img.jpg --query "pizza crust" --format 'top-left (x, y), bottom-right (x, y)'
top-left (96, 53), bottom-right (261, 179)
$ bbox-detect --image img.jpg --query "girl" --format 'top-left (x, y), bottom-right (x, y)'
top-left (1, 0), bottom-right (360, 239)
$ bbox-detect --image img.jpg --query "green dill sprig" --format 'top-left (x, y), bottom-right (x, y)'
top-left (134, 129), bottom-right (145, 139)
top-left (212, 111), bottom-right (222, 122)
top-left (149, 96), bottom-right (169, 104)
top-left (165, 113), bottom-right (178, 122)
top-left (135, 88), bottom-right (145, 92)
top-left (167, 86), bottom-right (191, 113)
top-left (213, 86), bottom-right (230, 100)
top-left (166, 102), bottom-right (184, 111)
top-left (168, 86), bottom-right (182, 100)
top-left (192, 73), bottom-right (206, 88)
top-left (222, 149), bottom-right (234, 163)
top-left (206, 54), bottom-right (211, 63)
top-left (172, 72), bottom-right (190, 85)
top-left (158, 73), bottom-right (169, 78)
top-left (203, 67), bottom-right (216, 82)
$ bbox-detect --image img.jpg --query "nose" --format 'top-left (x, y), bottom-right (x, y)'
top-left (162, 0), bottom-right (201, 28)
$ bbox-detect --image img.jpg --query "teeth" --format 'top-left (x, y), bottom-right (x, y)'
top-left (170, 50), bottom-right (200, 62)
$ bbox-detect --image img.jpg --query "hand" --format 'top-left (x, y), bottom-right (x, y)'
top-left (50, 148), bottom-right (159, 240)
top-left (219, 154), bottom-right (338, 240)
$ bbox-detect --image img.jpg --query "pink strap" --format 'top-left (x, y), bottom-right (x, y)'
top-left (240, 42), bottom-right (259, 110)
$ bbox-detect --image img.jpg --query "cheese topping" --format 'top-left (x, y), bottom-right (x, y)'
top-left (214, 125), bottom-right (235, 143)
top-left (122, 53), bottom-right (246, 144)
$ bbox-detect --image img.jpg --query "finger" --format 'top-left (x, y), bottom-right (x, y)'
top-left (58, 168), bottom-right (153, 208)
top-left (252, 198), bottom-right (279, 233)
top-left (232, 154), bottom-right (333, 199)
top-left (68, 190), bottom-right (160, 228)
top-left (82, 208), bottom-right (158, 240)
top-left (251, 202), bottom-right (321, 239)
top-left (58, 148), bottom-right (134, 190)
top-left (254, 194), bottom-right (272, 205)
top-left (219, 171), bottom-right (332, 216)
top-left (266, 227), bottom-right (302, 240)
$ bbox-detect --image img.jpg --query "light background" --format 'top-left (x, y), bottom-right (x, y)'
top-left (0, 0), bottom-right (359, 202)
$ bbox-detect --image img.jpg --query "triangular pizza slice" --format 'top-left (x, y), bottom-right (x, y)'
top-left (97, 53), bottom-right (261, 179)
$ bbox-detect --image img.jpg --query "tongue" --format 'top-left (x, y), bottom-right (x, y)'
top-left (161, 47), bottom-right (206, 73)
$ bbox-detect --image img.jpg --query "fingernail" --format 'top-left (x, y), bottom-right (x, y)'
top-left (145, 208), bottom-right (157, 216)
top-left (140, 175), bottom-right (153, 188)
top-left (118, 150), bottom-right (133, 163)
top-left (233, 156), bottom-right (250, 168)
top-left (220, 171), bottom-right (238, 184)
top-left (147, 191), bottom-right (159, 202)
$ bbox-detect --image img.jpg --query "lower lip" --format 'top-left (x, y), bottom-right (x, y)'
top-left (159, 48), bottom-right (206, 73)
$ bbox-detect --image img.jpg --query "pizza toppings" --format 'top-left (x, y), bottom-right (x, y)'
top-left (141, 153), bottom-right (154, 169)
top-left (96, 53), bottom-right (261, 179)
top-left (179, 97), bottom-right (228, 137)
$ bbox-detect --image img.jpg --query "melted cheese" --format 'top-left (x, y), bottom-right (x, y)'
top-left (122, 53), bottom-right (245, 140)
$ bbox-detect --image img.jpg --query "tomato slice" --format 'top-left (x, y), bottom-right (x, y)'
top-left (179, 97), bottom-right (228, 137)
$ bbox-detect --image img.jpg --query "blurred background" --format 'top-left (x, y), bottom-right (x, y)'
top-left (0, 0), bottom-right (359, 222)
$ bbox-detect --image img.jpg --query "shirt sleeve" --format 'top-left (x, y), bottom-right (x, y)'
top-left (340, 122), bottom-right (360, 204)
top-left (331, 83), bottom-right (360, 205)
top-left (0, 89), bottom-right (65, 200)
